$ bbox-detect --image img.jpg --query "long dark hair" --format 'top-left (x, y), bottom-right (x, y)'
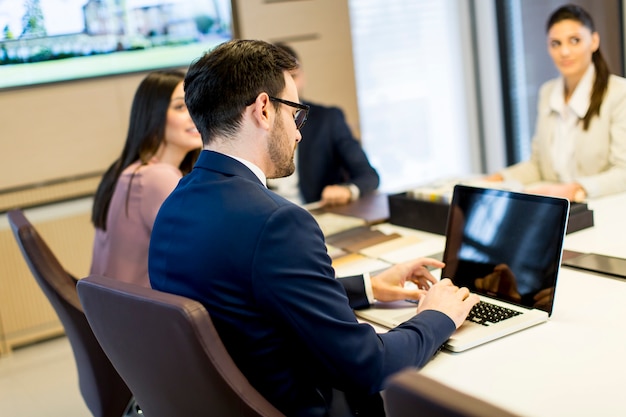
top-left (91, 70), bottom-right (200, 230)
top-left (547, 4), bottom-right (610, 130)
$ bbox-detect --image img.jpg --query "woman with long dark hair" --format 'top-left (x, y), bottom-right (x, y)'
top-left (90, 70), bottom-right (202, 286)
top-left (489, 4), bottom-right (626, 201)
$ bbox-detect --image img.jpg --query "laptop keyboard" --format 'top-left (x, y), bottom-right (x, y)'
top-left (467, 301), bottom-right (522, 326)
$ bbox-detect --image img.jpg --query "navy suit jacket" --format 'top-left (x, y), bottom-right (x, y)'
top-left (298, 101), bottom-right (379, 203)
top-left (149, 150), bottom-right (454, 416)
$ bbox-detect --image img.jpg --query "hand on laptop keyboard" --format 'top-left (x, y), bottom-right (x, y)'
top-left (370, 257), bottom-right (443, 302)
top-left (416, 278), bottom-right (480, 329)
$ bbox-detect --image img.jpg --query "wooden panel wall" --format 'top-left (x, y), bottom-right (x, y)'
top-left (0, 73), bottom-right (144, 191)
top-left (0, 199), bottom-right (93, 354)
top-left (0, 0), bottom-right (358, 193)
top-left (235, 0), bottom-right (360, 137)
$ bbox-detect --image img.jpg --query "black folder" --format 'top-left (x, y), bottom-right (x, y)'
top-left (562, 253), bottom-right (626, 280)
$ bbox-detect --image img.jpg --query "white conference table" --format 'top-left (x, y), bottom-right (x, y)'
top-left (413, 192), bottom-right (626, 416)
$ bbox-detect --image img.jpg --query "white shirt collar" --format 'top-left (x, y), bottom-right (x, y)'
top-left (224, 154), bottom-right (267, 187)
top-left (549, 64), bottom-right (595, 118)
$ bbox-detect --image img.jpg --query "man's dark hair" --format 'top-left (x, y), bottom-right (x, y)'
top-left (184, 39), bottom-right (299, 144)
top-left (274, 42), bottom-right (299, 62)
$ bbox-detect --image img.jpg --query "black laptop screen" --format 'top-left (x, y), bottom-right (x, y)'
top-left (441, 185), bottom-right (569, 314)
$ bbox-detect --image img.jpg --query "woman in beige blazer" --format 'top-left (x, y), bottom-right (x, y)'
top-left (490, 4), bottom-right (626, 201)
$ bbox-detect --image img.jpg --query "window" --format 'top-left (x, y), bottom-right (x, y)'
top-left (348, 0), bottom-right (482, 192)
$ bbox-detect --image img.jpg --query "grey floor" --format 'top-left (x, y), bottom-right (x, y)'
top-left (0, 336), bottom-right (91, 417)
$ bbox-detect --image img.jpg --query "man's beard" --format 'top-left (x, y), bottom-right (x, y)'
top-left (267, 115), bottom-right (296, 179)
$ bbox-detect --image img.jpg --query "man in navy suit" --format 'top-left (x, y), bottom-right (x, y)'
top-left (149, 40), bottom-right (478, 417)
top-left (268, 43), bottom-right (380, 206)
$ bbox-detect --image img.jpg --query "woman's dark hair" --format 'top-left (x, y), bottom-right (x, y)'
top-left (547, 4), bottom-right (609, 130)
top-left (184, 39), bottom-right (299, 144)
top-left (91, 70), bottom-right (200, 230)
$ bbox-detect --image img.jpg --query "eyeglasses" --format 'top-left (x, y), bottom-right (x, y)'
top-left (269, 96), bottom-right (310, 130)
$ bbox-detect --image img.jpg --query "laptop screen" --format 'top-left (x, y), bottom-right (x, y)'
top-left (441, 185), bottom-right (569, 315)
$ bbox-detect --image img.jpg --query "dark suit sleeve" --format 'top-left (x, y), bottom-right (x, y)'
top-left (338, 275), bottom-right (370, 309)
top-left (298, 103), bottom-right (380, 203)
top-left (328, 107), bottom-right (380, 195)
top-left (251, 204), bottom-right (455, 394)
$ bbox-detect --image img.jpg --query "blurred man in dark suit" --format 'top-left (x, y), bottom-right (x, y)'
top-left (268, 43), bottom-right (380, 206)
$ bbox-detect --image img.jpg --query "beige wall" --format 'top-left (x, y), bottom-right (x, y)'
top-left (0, 0), bottom-right (358, 194)
top-left (0, 73), bottom-right (146, 191)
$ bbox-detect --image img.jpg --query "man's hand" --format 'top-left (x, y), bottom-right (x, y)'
top-left (320, 185), bottom-right (352, 206)
top-left (370, 258), bottom-right (444, 302)
top-left (416, 278), bottom-right (480, 328)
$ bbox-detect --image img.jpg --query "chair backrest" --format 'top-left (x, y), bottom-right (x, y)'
top-left (383, 369), bottom-right (521, 417)
top-left (76, 274), bottom-right (286, 417)
top-left (7, 209), bottom-right (133, 417)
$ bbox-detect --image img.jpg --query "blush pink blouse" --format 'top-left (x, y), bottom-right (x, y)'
top-left (90, 160), bottom-right (183, 286)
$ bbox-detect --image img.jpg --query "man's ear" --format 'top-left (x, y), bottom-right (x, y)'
top-left (250, 93), bottom-right (272, 131)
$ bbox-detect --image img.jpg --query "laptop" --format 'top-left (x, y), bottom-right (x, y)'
top-left (355, 184), bottom-right (570, 352)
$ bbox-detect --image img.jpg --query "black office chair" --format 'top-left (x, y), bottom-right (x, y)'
top-left (77, 274), bottom-right (286, 417)
top-left (7, 209), bottom-right (137, 417)
top-left (383, 368), bottom-right (521, 417)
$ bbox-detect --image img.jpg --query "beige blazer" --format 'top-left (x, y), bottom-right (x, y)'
top-left (501, 74), bottom-right (626, 198)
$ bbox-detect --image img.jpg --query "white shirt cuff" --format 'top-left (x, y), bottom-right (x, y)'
top-left (346, 183), bottom-right (360, 201)
top-left (363, 272), bottom-right (375, 304)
